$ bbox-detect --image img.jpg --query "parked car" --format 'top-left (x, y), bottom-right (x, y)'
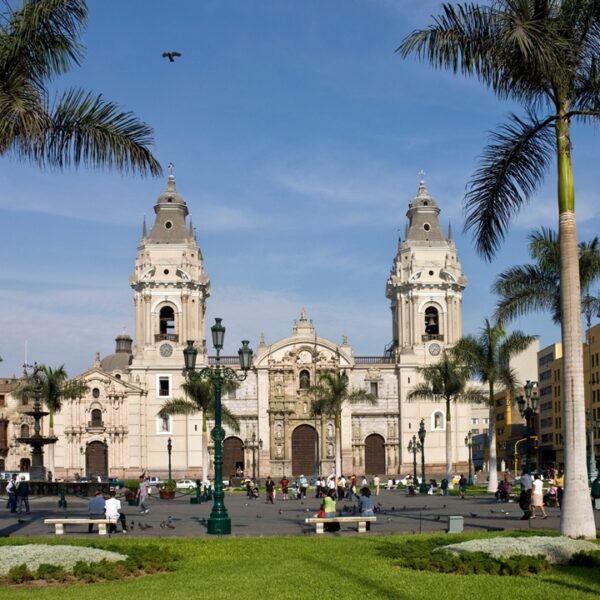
top-left (148, 476), bottom-right (163, 487)
top-left (176, 479), bottom-right (197, 490)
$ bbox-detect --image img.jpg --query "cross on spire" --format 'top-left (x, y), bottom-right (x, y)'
top-left (168, 162), bottom-right (175, 176)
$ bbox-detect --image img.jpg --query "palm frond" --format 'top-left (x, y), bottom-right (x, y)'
top-left (464, 111), bottom-right (555, 260)
top-left (24, 89), bottom-right (162, 175)
top-left (157, 398), bottom-right (198, 419)
top-left (221, 405), bottom-right (240, 433)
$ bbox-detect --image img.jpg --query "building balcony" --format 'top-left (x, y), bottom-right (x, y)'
top-left (422, 334), bottom-right (444, 342)
top-left (154, 333), bottom-right (179, 343)
top-left (87, 421), bottom-right (105, 433)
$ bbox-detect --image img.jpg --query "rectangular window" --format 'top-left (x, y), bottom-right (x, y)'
top-left (158, 375), bottom-right (171, 397)
top-left (370, 382), bottom-right (378, 397)
top-left (471, 428), bottom-right (479, 435)
top-left (471, 418), bottom-right (478, 425)
top-left (0, 394), bottom-right (4, 407)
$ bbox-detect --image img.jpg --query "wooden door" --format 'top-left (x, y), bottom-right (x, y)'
top-left (364, 434), bottom-right (385, 475)
top-left (292, 424), bottom-right (317, 477)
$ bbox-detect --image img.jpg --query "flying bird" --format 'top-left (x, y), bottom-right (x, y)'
top-left (162, 51), bottom-right (182, 62)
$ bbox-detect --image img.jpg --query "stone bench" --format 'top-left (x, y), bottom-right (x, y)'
top-left (44, 518), bottom-right (117, 535)
top-left (305, 516), bottom-right (377, 534)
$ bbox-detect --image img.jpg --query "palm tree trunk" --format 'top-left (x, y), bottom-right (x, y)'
top-left (556, 114), bottom-right (596, 539)
top-left (487, 382), bottom-right (498, 493)
top-left (202, 413), bottom-right (209, 483)
top-left (335, 412), bottom-right (342, 479)
top-left (445, 397), bottom-right (453, 481)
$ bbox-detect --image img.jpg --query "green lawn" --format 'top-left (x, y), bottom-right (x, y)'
top-left (1, 533), bottom-right (599, 599)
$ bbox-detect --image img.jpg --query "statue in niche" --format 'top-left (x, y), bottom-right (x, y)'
top-left (327, 443), bottom-right (334, 458)
top-left (434, 412), bottom-right (443, 430)
top-left (352, 421), bottom-right (360, 438)
top-left (275, 422), bottom-right (283, 440)
top-left (327, 422), bottom-right (334, 439)
top-left (303, 402), bottom-right (308, 414)
top-left (276, 444), bottom-right (283, 458)
top-left (276, 384), bottom-right (282, 396)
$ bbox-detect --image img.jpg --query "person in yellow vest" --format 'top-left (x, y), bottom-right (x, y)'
top-left (554, 470), bottom-right (564, 508)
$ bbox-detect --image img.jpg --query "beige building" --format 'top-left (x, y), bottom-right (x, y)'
top-left (3, 175), bottom-right (482, 481)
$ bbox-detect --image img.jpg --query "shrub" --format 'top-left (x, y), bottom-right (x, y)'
top-left (7, 564), bottom-right (34, 583)
top-left (568, 550), bottom-right (600, 568)
top-left (35, 563), bottom-right (68, 581)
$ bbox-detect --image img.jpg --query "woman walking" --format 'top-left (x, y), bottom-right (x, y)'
top-left (530, 474), bottom-right (548, 519)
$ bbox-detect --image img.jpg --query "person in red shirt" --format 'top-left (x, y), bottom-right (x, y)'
top-left (279, 476), bottom-right (290, 501)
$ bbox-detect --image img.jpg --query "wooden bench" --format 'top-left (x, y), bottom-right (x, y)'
top-left (44, 518), bottom-right (117, 535)
top-left (305, 516), bottom-right (377, 534)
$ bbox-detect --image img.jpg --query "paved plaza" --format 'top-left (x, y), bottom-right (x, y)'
top-left (3, 488), bottom-right (599, 538)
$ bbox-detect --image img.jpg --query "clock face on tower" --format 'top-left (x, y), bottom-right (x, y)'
top-left (159, 343), bottom-right (173, 357)
top-left (428, 342), bottom-right (441, 356)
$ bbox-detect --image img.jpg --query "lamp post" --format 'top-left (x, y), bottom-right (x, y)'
top-left (464, 430), bottom-right (473, 486)
top-left (418, 418), bottom-right (428, 494)
top-left (407, 434), bottom-right (422, 488)
top-left (517, 380), bottom-right (539, 475)
top-left (167, 437), bottom-right (172, 483)
top-left (183, 318), bottom-right (253, 535)
top-left (243, 431), bottom-right (263, 482)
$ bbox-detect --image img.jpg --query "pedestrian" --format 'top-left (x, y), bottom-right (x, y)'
top-left (137, 475), bottom-right (150, 514)
top-left (358, 486), bottom-right (375, 530)
top-left (517, 470), bottom-right (533, 520)
top-left (6, 474), bottom-right (18, 513)
top-left (373, 475), bottom-right (381, 496)
top-left (105, 490), bottom-right (127, 533)
top-left (299, 474), bottom-right (308, 499)
top-left (16, 476), bottom-right (30, 514)
top-left (265, 476), bottom-right (275, 504)
top-left (530, 474), bottom-right (548, 519)
top-left (458, 474), bottom-right (467, 499)
top-left (337, 475), bottom-right (346, 499)
top-left (279, 475), bottom-right (290, 501)
top-left (440, 478), bottom-right (449, 496)
top-left (87, 490), bottom-right (106, 533)
top-left (361, 475), bottom-right (368, 489)
top-left (555, 469), bottom-right (564, 508)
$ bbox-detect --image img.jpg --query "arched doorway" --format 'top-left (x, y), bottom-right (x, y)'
top-left (364, 434), bottom-right (386, 475)
top-left (292, 424), bottom-right (318, 477)
top-left (19, 458), bottom-right (31, 472)
top-left (223, 437), bottom-right (244, 480)
top-left (86, 441), bottom-right (108, 479)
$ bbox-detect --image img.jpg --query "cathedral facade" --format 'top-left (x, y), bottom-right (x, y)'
top-left (2, 174), bottom-right (479, 481)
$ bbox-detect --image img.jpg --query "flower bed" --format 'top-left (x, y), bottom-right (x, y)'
top-left (0, 544), bottom-right (126, 576)
top-left (441, 536), bottom-right (599, 566)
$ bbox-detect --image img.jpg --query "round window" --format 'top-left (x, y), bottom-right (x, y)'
top-left (164, 269), bottom-right (170, 275)
top-left (428, 270), bottom-right (434, 276)
top-left (165, 221), bottom-right (173, 229)
top-left (423, 223), bottom-right (431, 231)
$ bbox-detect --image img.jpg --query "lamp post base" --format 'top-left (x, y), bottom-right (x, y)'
top-left (207, 516), bottom-right (231, 535)
top-left (419, 483), bottom-right (428, 494)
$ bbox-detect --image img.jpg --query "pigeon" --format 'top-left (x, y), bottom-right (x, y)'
top-left (386, 517), bottom-right (392, 522)
top-left (17, 518), bottom-right (25, 524)
top-left (278, 509), bottom-right (283, 515)
top-left (145, 523), bottom-right (153, 529)
top-left (391, 506), bottom-right (395, 511)
top-left (166, 523), bottom-right (175, 529)
top-left (138, 523), bottom-right (147, 531)
top-left (244, 503), bottom-right (249, 507)
top-left (442, 504), bottom-right (447, 509)
top-left (162, 51), bottom-right (182, 62)
top-left (160, 521), bottom-right (166, 529)
top-left (256, 515), bottom-right (262, 519)
top-left (470, 513), bottom-right (478, 518)
top-left (434, 515), bottom-right (441, 521)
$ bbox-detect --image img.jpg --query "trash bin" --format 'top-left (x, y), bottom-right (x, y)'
top-left (447, 516), bottom-right (464, 533)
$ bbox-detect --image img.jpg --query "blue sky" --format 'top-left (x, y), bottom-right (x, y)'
top-left (1, 0), bottom-right (599, 377)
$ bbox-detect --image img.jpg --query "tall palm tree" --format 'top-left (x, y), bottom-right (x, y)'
top-left (453, 320), bottom-right (537, 493)
top-left (408, 351), bottom-right (485, 481)
top-left (494, 228), bottom-right (600, 324)
top-left (16, 364), bottom-right (87, 478)
top-left (158, 376), bottom-right (239, 482)
top-left (399, 0), bottom-right (599, 539)
top-left (309, 371), bottom-right (375, 478)
top-left (0, 0), bottom-right (161, 175)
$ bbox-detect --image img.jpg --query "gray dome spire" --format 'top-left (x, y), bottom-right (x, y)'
top-left (147, 174), bottom-right (191, 243)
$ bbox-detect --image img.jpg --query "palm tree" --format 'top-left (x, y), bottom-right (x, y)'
top-left (158, 376), bottom-right (239, 482)
top-left (453, 320), bottom-right (537, 493)
top-left (408, 352), bottom-right (485, 481)
top-left (16, 364), bottom-right (87, 478)
top-left (0, 0), bottom-right (161, 175)
top-left (493, 228), bottom-right (600, 324)
top-left (309, 371), bottom-right (375, 478)
top-left (399, 0), bottom-right (599, 539)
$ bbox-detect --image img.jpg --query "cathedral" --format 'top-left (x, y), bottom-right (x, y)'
top-left (2, 174), bottom-right (479, 481)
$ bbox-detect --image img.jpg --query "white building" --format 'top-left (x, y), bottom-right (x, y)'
top-left (2, 174), bottom-right (482, 481)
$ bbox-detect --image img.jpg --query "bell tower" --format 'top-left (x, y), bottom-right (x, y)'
top-left (385, 175), bottom-right (467, 358)
top-left (129, 173), bottom-right (210, 365)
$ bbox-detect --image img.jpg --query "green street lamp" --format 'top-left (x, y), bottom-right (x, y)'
top-left (418, 419), bottom-right (428, 494)
top-left (183, 318), bottom-right (253, 535)
top-left (243, 431), bottom-right (263, 482)
top-left (407, 434), bottom-right (422, 491)
top-left (167, 437), bottom-right (172, 483)
top-left (464, 430), bottom-right (473, 486)
top-left (517, 380), bottom-right (539, 475)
